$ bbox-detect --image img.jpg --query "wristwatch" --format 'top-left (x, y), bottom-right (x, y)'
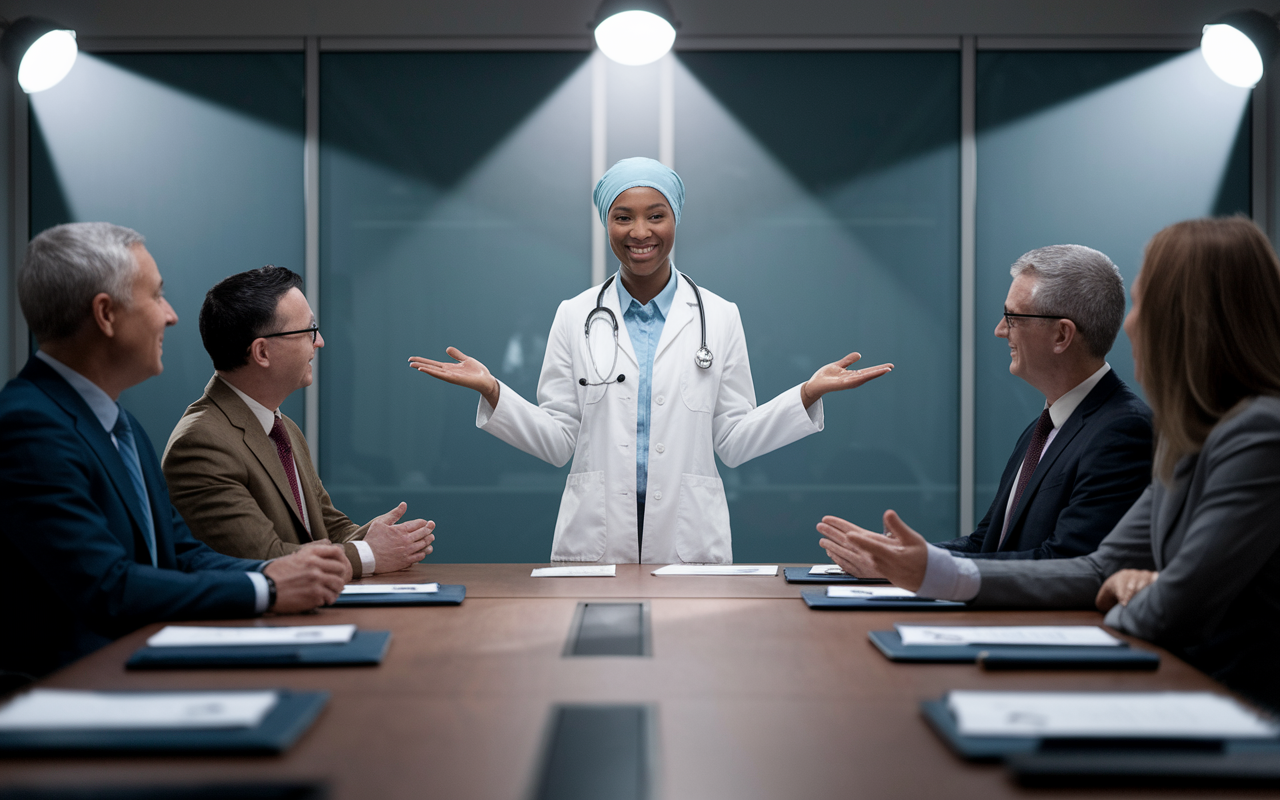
top-left (264, 573), bottom-right (278, 611)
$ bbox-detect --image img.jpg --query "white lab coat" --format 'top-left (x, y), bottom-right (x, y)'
top-left (477, 271), bottom-right (824, 564)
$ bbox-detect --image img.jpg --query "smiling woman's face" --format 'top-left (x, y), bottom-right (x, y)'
top-left (607, 186), bottom-right (675, 282)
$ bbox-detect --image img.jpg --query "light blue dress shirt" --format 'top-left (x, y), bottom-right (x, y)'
top-left (617, 269), bottom-right (680, 503)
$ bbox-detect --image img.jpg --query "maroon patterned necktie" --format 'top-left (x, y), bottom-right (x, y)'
top-left (1000, 408), bottom-right (1055, 547)
top-left (268, 417), bottom-right (310, 539)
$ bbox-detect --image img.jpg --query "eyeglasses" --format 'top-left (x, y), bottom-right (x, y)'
top-left (1002, 310), bottom-right (1070, 329)
top-left (261, 324), bottom-right (320, 343)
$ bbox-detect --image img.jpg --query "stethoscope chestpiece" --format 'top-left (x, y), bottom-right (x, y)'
top-left (694, 345), bottom-right (713, 370)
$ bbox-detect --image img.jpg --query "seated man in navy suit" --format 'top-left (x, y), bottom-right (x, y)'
top-left (0, 222), bottom-right (351, 684)
top-left (819, 244), bottom-right (1152, 590)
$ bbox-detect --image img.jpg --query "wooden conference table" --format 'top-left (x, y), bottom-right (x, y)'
top-left (0, 564), bottom-right (1260, 799)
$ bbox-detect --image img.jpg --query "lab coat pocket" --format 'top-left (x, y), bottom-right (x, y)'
top-left (680, 370), bottom-right (714, 413)
top-left (551, 470), bottom-right (608, 562)
top-left (674, 473), bottom-right (732, 563)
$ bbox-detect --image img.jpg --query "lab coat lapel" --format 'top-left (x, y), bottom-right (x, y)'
top-left (601, 272), bottom-right (639, 370)
top-left (654, 274), bottom-right (696, 364)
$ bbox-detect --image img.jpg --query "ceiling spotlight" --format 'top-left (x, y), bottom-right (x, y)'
top-left (1, 17), bottom-right (78, 93)
top-left (591, 0), bottom-right (679, 66)
top-left (1201, 9), bottom-right (1280, 88)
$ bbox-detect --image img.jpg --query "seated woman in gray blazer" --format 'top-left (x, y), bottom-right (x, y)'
top-left (819, 216), bottom-right (1280, 710)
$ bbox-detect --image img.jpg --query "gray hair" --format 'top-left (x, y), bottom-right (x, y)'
top-left (19, 222), bottom-right (146, 342)
top-left (1010, 244), bottom-right (1125, 359)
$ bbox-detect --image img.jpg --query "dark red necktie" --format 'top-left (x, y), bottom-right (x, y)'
top-left (268, 417), bottom-right (310, 539)
top-left (1000, 408), bottom-right (1055, 547)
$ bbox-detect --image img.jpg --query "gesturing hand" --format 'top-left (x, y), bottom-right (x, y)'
top-left (801, 352), bottom-right (893, 409)
top-left (817, 510), bottom-right (928, 592)
top-left (364, 501), bottom-right (435, 573)
top-left (1095, 569), bottom-right (1159, 612)
top-left (409, 347), bottom-right (500, 408)
top-left (264, 543), bottom-right (350, 613)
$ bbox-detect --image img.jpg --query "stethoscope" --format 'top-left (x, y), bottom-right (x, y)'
top-left (580, 272), bottom-right (713, 387)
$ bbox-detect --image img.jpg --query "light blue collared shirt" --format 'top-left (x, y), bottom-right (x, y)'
top-left (34, 351), bottom-right (269, 612)
top-left (618, 269), bottom-right (680, 503)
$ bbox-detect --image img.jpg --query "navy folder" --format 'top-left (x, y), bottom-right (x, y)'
top-left (920, 697), bottom-right (1280, 763)
top-left (332, 584), bottom-right (466, 606)
top-left (802, 589), bottom-right (965, 610)
top-left (869, 630), bottom-right (1160, 669)
top-left (1008, 750), bottom-right (1280, 787)
top-left (126, 630), bottom-right (391, 669)
top-left (0, 690), bottom-right (327, 755)
top-left (783, 567), bottom-right (889, 585)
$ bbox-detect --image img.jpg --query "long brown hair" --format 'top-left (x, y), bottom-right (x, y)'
top-left (1138, 217), bottom-right (1280, 481)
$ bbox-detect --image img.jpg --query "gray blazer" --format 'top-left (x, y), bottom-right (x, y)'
top-left (972, 395), bottom-right (1280, 708)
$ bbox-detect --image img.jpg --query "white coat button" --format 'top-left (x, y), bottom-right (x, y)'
top-left (656, 395), bottom-right (665, 405)
top-left (653, 490), bottom-right (663, 501)
top-left (655, 443), bottom-right (665, 454)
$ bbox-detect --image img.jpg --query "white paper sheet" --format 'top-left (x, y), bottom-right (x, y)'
top-left (808, 565), bottom-right (848, 576)
top-left (897, 625), bottom-right (1122, 647)
top-left (341, 583), bottom-right (439, 594)
top-left (530, 565), bottom-right (617, 577)
top-left (652, 565), bottom-right (778, 576)
top-left (827, 586), bottom-right (917, 598)
top-left (0, 690), bottom-right (279, 730)
top-left (947, 691), bottom-right (1279, 738)
top-left (146, 624), bottom-right (356, 647)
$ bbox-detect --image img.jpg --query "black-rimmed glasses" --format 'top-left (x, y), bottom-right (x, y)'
top-left (1003, 310), bottom-right (1070, 329)
top-left (261, 324), bottom-right (319, 343)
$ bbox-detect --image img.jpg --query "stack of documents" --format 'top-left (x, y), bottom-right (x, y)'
top-left (532, 565), bottom-right (617, 577)
top-left (334, 581), bottom-right (465, 606)
top-left (782, 566), bottom-right (890, 585)
top-left (869, 625), bottom-right (1158, 668)
top-left (652, 565), bottom-right (778, 576)
top-left (0, 689), bottom-right (279, 730)
top-left (829, 586), bottom-right (918, 599)
top-left (896, 625), bottom-right (1122, 647)
top-left (946, 691), bottom-right (1278, 739)
top-left (802, 585), bottom-right (965, 610)
top-left (128, 624), bottom-right (391, 669)
top-left (0, 688), bottom-right (329, 754)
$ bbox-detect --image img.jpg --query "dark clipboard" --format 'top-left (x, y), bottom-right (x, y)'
top-left (332, 584), bottom-right (466, 606)
top-left (869, 630), bottom-right (1160, 669)
top-left (126, 630), bottom-right (391, 669)
top-left (782, 567), bottom-right (889, 585)
top-left (0, 690), bottom-right (328, 755)
top-left (802, 589), bottom-right (966, 610)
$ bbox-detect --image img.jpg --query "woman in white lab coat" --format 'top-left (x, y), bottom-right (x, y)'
top-left (409, 157), bottom-right (891, 564)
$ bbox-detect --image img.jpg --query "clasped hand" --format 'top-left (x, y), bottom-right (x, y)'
top-left (1095, 569), bottom-right (1159, 612)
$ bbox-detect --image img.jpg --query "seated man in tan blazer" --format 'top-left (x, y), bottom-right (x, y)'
top-left (163, 266), bottom-right (434, 579)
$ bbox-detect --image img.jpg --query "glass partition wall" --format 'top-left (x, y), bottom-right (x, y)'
top-left (27, 45), bottom-right (1254, 562)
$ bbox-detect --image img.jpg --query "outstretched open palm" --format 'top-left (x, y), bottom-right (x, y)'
top-left (409, 347), bottom-right (500, 406)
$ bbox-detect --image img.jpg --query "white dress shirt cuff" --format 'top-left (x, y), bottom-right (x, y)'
top-left (247, 571), bottom-right (270, 613)
top-left (351, 539), bottom-right (377, 574)
top-left (915, 544), bottom-right (982, 602)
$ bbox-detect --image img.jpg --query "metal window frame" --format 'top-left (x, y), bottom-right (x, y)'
top-left (16, 33), bottom-right (1267, 537)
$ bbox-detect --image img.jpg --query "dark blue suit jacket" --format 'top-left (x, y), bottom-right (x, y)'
top-left (937, 369), bottom-right (1152, 560)
top-left (0, 357), bottom-right (264, 678)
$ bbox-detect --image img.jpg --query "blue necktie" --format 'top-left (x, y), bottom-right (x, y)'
top-left (112, 410), bottom-right (158, 567)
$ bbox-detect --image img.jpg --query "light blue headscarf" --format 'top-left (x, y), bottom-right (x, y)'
top-left (593, 157), bottom-right (686, 227)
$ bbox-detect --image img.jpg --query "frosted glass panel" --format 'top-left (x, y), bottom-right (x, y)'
top-left (319, 52), bottom-right (592, 562)
top-left (29, 53), bottom-right (306, 456)
top-left (675, 52), bottom-right (961, 556)
top-left (973, 50), bottom-right (1252, 520)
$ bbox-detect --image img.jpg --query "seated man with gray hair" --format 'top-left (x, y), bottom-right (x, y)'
top-left (820, 245), bottom-right (1153, 586)
top-left (0, 222), bottom-right (350, 683)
